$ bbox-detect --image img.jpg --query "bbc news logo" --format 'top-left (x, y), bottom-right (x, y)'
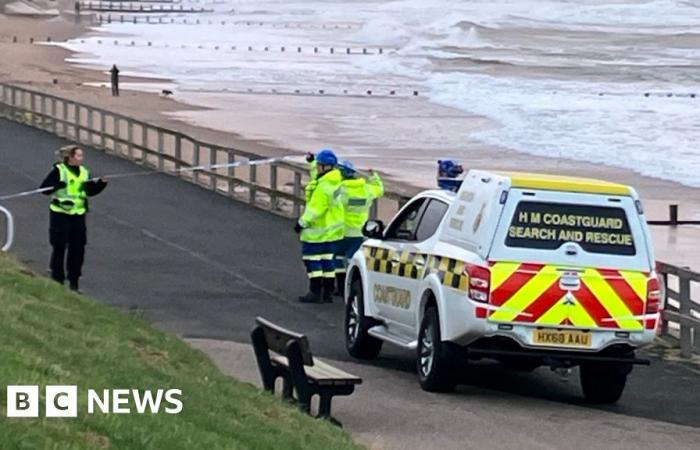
top-left (6, 386), bottom-right (183, 418)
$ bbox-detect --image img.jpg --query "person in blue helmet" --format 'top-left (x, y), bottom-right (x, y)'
top-left (334, 159), bottom-right (384, 297)
top-left (437, 159), bottom-right (464, 192)
top-left (294, 149), bottom-right (345, 303)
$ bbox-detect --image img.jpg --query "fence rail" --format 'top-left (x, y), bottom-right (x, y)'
top-left (657, 261), bottom-right (700, 358)
top-left (0, 83), bottom-right (409, 222)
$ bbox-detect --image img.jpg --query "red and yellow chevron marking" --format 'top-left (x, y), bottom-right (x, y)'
top-left (488, 262), bottom-right (648, 331)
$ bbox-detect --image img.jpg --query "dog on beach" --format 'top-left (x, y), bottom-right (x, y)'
top-left (161, 89), bottom-right (174, 97)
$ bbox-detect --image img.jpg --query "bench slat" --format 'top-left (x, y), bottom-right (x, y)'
top-left (270, 355), bottom-right (362, 386)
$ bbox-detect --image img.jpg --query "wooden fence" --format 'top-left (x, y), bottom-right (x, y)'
top-left (0, 83), bottom-right (409, 222)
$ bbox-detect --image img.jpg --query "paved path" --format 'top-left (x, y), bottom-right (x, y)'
top-left (2, 118), bottom-right (700, 449)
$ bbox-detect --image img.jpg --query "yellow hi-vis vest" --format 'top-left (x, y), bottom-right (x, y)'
top-left (50, 163), bottom-right (89, 215)
top-left (299, 168), bottom-right (344, 243)
top-left (342, 173), bottom-right (384, 237)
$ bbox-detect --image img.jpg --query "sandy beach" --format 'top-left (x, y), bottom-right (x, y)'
top-left (1, 7), bottom-right (699, 267)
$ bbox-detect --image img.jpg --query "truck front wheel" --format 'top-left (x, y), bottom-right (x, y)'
top-left (417, 306), bottom-right (458, 393)
top-left (345, 278), bottom-right (383, 359)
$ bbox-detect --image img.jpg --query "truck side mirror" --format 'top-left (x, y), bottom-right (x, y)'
top-left (363, 220), bottom-right (384, 239)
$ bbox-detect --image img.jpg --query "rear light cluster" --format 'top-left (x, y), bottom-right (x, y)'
top-left (465, 263), bottom-right (491, 303)
top-left (646, 275), bottom-right (662, 314)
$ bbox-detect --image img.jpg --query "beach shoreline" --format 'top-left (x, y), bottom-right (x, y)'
top-left (1, 9), bottom-right (699, 266)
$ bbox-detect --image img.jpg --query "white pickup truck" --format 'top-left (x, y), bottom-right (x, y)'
top-left (343, 170), bottom-right (661, 403)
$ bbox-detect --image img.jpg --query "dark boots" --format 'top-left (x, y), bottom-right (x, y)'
top-left (322, 278), bottom-right (335, 303)
top-left (298, 278), bottom-right (323, 303)
top-left (298, 277), bottom-right (336, 303)
top-left (334, 273), bottom-right (346, 298)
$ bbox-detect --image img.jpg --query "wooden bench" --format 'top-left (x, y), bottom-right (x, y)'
top-left (251, 317), bottom-right (362, 424)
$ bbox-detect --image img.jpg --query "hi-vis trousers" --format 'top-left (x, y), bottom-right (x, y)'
top-left (301, 241), bottom-right (340, 279)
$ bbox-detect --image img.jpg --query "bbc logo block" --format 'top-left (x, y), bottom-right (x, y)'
top-left (6, 385), bottom-right (183, 417)
top-left (6, 386), bottom-right (39, 418)
top-left (6, 385), bottom-right (77, 418)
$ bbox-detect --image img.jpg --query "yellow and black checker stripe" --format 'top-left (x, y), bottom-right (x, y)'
top-left (363, 246), bottom-right (425, 280)
top-left (425, 255), bottom-right (468, 292)
top-left (363, 246), bottom-right (468, 290)
top-left (364, 246), bottom-right (392, 275)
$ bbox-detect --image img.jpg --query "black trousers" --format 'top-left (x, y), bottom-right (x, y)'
top-left (49, 211), bottom-right (87, 285)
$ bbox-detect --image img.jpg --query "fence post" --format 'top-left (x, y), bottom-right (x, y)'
top-left (670, 204), bottom-right (678, 226)
top-left (87, 107), bottom-right (95, 144)
top-left (51, 98), bottom-right (57, 135)
top-left (209, 147), bottom-right (217, 191)
top-left (40, 95), bottom-right (46, 130)
top-left (60, 99), bottom-right (67, 135)
top-left (100, 110), bottom-right (106, 149)
top-left (270, 164), bottom-right (278, 210)
top-left (193, 142), bottom-right (201, 185)
top-left (249, 163), bottom-right (257, 205)
top-left (141, 124), bottom-right (148, 165)
top-left (292, 171), bottom-right (302, 217)
top-left (75, 103), bottom-right (82, 141)
top-left (30, 92), bottom-right (36, 126)
top-left (227, 151), bottom-right (236, 195)
top-left (73, 102), bottom-right (79, 139)
top-left (113, 116), bottom-right (120, 154)
top-left (127, 119), bottom-right (134, 159)
top-left (174, 135), bottom-right (182, 173)
top-left (679, 274), bottom-right (692, 358)
top-left (157, 130), bottom-right (164, 171)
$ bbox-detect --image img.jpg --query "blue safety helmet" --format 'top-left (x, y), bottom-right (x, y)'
top-left (337, 159), bottom-right (356, 177)
top-left (437, 159), bottom-right (464, 191)
top-left (316, 148), bottom-right (338, 166)
top-left (438, 159), bottom-right (463, 178)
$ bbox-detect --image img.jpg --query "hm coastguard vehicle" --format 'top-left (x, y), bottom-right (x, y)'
top-left (344, 169), bottom-right (661, 403)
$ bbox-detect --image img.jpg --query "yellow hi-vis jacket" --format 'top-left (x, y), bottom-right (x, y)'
top-left (299, 168), bottom-right (344, 243)
top-left (341, 173), bottom-right (384, 237)
top-left (50, 163), bottom-right (89, 215)
top-left (305, 160), bottom-right (319, 203)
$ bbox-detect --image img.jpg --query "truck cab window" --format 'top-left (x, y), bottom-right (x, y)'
top-left (415, 200), bottom-right (449, 241)
top-left (385, 198), bottom-right (427, 241)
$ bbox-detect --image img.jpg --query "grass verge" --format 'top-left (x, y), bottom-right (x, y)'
top-left (0, 253), bottom-right (360, 449)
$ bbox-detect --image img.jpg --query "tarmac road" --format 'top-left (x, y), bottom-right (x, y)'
top-left (2, 118), bottom-right (700, 448)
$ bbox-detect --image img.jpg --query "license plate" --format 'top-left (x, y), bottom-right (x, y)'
top-left (532, 329), bottom-right (592, 348)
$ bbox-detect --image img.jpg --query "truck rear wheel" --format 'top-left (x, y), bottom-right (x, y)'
top-left (345, 278), bottom-right (382, 359)
top-left (580, 362), bottom-right (631, 404)
top-left (417, 306), bottom-right (457, 393)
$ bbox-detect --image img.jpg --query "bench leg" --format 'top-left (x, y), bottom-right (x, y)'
top-left (251, 326), bottom-right (276, 393)
top-left (317, 394), bottom-right (343, 427)
top-left (318, 394), bottom-right (333, 418)
top-left (296, 392), bottom-right (312, 414)
top-left (282, 377), bottom-right (293, 401)
top-left (286, 340), bottom-right (313, 414)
